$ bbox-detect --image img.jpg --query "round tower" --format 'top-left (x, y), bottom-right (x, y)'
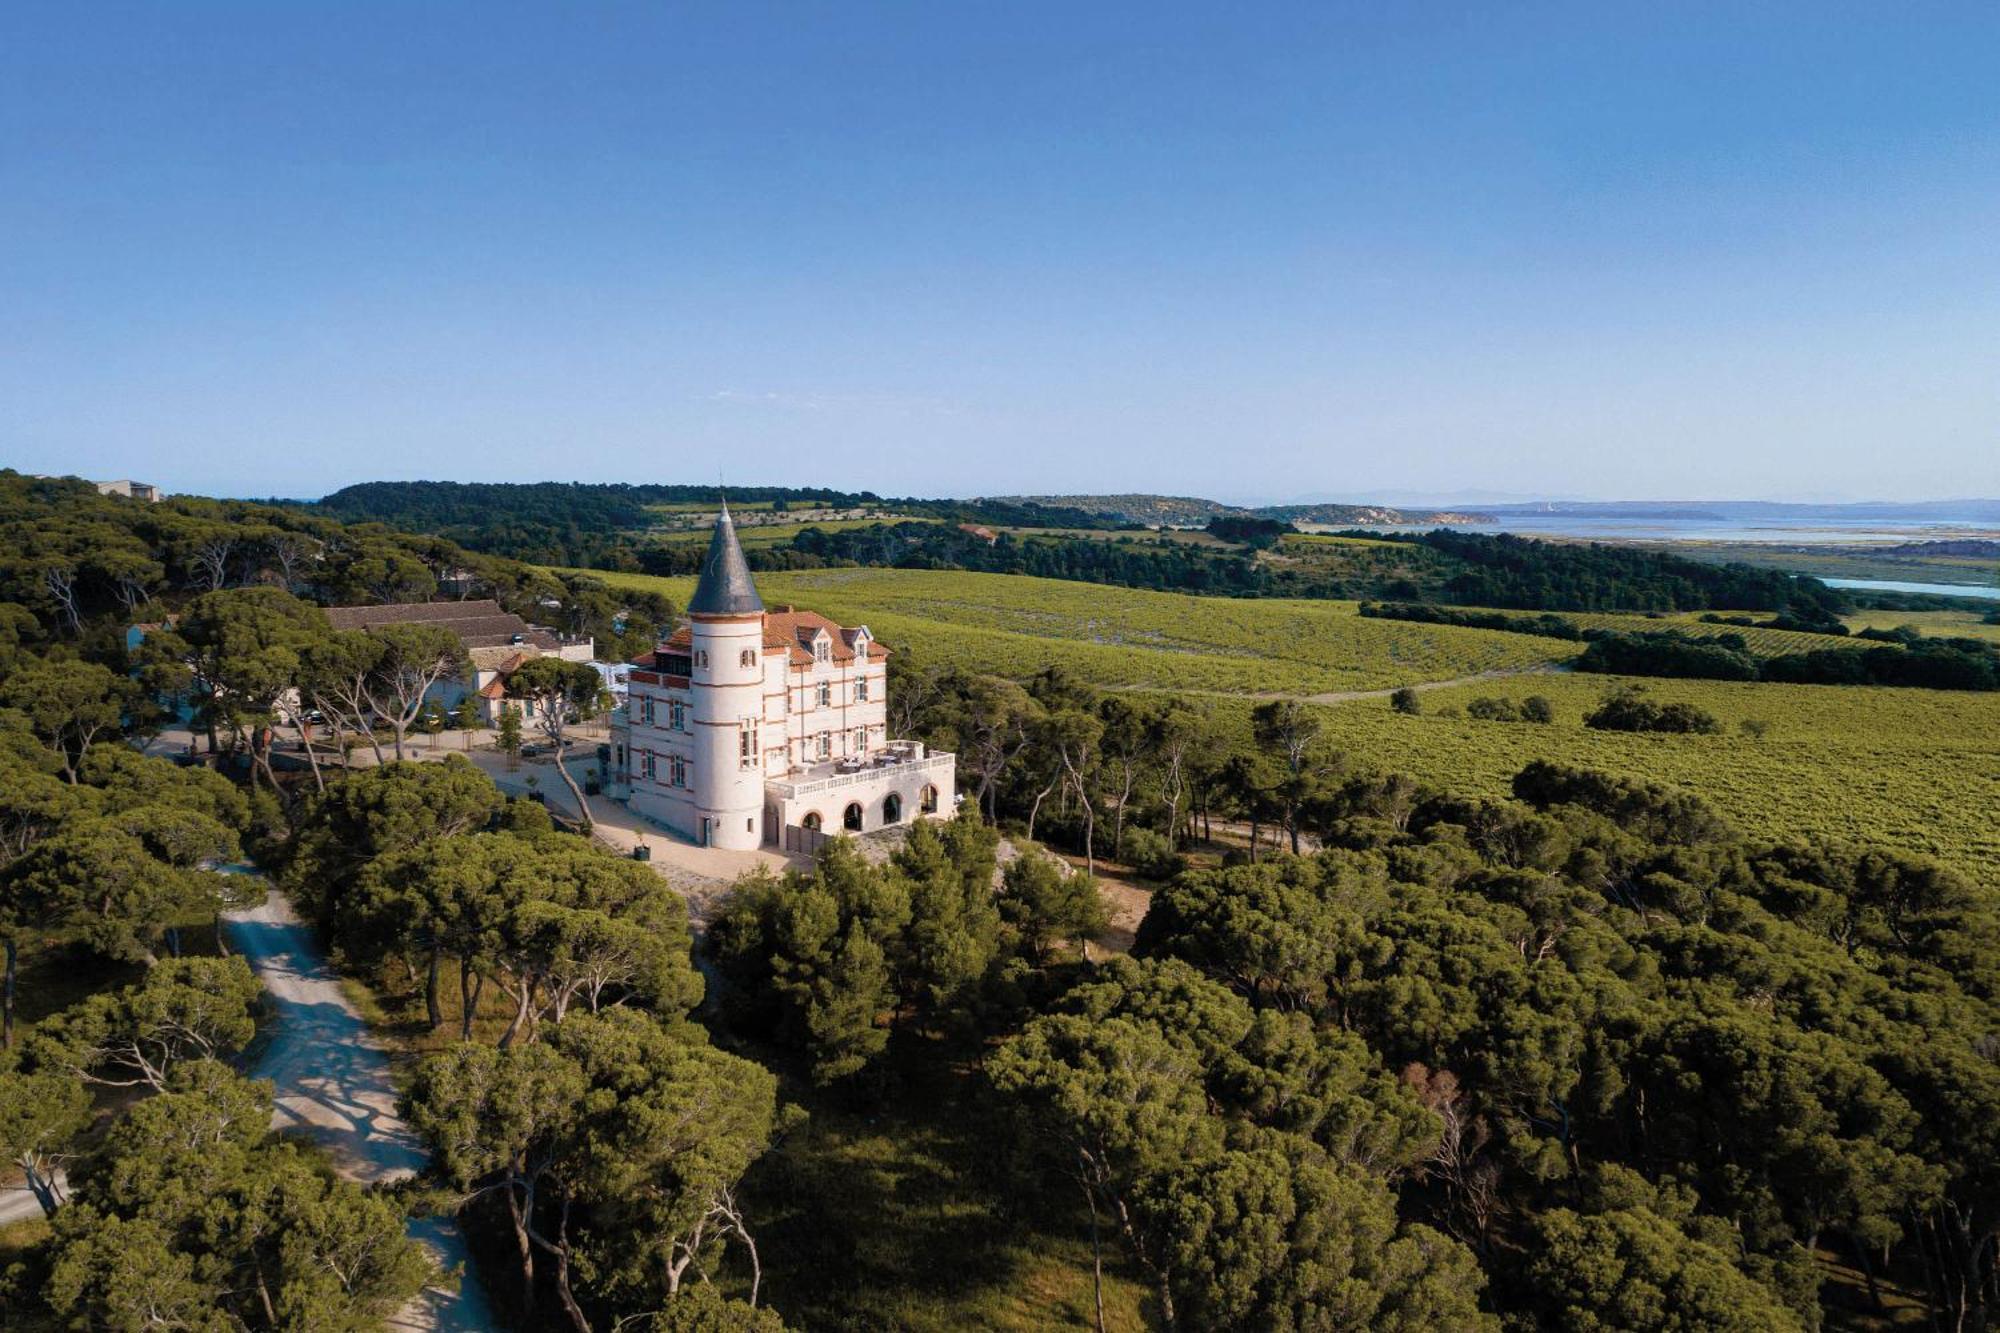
top-left (687, 504), bottom-right (768, 849)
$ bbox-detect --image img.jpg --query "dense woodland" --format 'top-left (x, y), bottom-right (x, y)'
top-left (1359, 604), bottom-right (2000, 691)
top-left (307, 477), bottom-right (1860, 615)
top-left (1577, 630), bottom-right (2000, 691)
top-left (309, 480), bottom-right (1120, 567)
top-left (1, 474), bottom-right (1996, 1330)
top-left (644, 520), bottom-right (1850, 612)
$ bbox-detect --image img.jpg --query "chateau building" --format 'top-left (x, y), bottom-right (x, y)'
top-left (608, 506), bottom-right (956, 851)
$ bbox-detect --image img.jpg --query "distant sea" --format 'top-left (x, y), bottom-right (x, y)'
top-left (1379, 512), bottom-right (2000, 546)
top-left (1823, 578), bottom-right (2000, 601)
top-left (1326, 508), bottom-right (2000, 598)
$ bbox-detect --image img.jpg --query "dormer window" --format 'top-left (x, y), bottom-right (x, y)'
top-left (815, 638), bottom-right (830, 663)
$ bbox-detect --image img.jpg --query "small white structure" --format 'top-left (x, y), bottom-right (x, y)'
top-left (610, 505), bottom-right (955, 851)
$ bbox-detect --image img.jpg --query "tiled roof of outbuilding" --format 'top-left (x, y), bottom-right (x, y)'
top-left (323, 599), bottom-right (561, 651)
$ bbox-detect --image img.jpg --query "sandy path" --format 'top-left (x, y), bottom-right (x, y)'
top-left (222, 885), bottom-right (497, 1331)
top-left (0, 1173), bottom-right (60, 1226)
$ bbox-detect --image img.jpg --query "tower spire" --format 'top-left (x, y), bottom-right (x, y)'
top-left (687, 501), bottom-right (763, 616)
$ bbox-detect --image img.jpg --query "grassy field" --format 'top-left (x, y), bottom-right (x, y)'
top-left (1843, 607), bottom-right (2000, 643)
top-left (572, 566), bottom-right (1578, 694)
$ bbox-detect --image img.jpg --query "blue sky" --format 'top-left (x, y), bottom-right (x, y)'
top-left (2, 3), bottom-right (1996, 501)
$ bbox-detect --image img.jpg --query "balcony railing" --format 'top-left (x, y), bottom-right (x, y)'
top-left (765, 749), bottom-right (954, 799)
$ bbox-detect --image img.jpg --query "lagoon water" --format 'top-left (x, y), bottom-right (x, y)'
top-left (1369, 514), bottom-right (2000, 546)
top-left (1823, 578), bottom-right (2000, 601)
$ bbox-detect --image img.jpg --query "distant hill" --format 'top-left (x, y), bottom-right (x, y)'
top-left (1872, 538), bottom-right (2000, 558)
top-left (1258, 502), bottom-right (1491, 526)
top-left (990, 494), bottom-right (1239, 526)
top-left (993, 493), bottom-right (1488, 527)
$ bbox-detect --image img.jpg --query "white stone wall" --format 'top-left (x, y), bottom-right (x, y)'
top-left (768, 758), bottom-right (957, 852)
top-left (619, 614), bottom-right (952, 850)
top-left (769, 649), bottom-right (888, 770)
top-left (688, 614), bottom-right (767, 849)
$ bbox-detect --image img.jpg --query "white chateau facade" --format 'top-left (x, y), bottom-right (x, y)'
top-left (608, 505), bottom-right (956, 851)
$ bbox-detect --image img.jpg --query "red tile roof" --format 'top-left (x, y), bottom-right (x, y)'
top-left (633, 609), bottom-right (887, 671)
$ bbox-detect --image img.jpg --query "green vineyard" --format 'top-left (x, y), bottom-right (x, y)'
top-left (1302, 675), bottom-right (2000, 879)
top-left (573, 566), bottom-right (2000, 880)
top-left (578, 567), bottom-right (1577, 694)
top-left (1555, 610), bottom-right (1863, 654)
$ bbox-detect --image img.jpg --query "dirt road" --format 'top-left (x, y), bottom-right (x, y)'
top-left (1108, 662), bottom-right (1572, 707)
top-left (0, 1172), bottom-right (59, 1226)
top-left (221, 882), bottom-right (496, 1331)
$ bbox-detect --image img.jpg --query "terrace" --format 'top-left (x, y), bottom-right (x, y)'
top-left (765, 740), bottom-right (955, 800)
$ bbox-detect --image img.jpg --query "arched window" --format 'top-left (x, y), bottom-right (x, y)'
top-left (920, 785), bottom-right (938, 814)
top-left (843, 802), bottom-right (864, 831)
top-left (803, 811), bottom-right (822, 832)
top-left (882, 793), bottom-right (903, 824)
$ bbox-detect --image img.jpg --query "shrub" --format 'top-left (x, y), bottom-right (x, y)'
top-left (1390, 687), bottom-right (1422, 716)
top-left (1122, 826), bottom-right (1187, 881)
top-left (1467, 697), bottom-right (1520, 722)
top-left (1576, 631), bottom-right (1760, 682)
top-left (1520, 695), bottom-right (1555, 724)
top-left (1585, 686), bottom-right (1722, 735)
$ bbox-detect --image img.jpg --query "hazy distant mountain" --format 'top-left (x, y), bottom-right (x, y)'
top-left (992, 493), bottom-right (1489, 527)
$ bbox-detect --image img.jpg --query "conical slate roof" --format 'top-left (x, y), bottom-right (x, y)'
top-left (687, 503), bottom-right (764, 616)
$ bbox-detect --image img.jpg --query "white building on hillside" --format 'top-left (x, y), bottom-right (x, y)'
top-left (608, 505), bottom-right (955, 851)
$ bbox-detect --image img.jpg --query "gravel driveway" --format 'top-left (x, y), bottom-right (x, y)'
top-left (222, 876), bottom-right (497, 1331)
